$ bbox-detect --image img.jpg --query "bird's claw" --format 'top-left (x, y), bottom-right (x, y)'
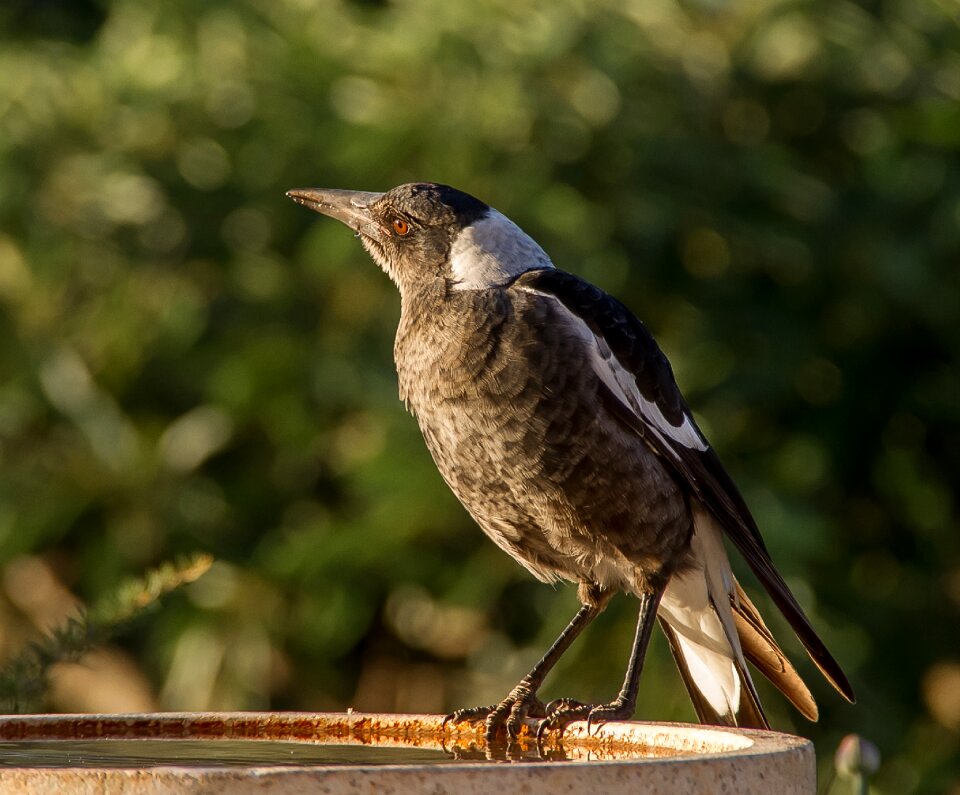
top-left (443, 683), bottom-right (547, 743)
top-left (536, 696), bottom-right (634, 739)
top-left (441, 704), bottom-right (496, 733)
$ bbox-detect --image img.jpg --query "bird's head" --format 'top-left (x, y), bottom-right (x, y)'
top-left (286, 182), bottom-right (553, 292)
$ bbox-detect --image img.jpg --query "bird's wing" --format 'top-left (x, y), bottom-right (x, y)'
top-left (510, 267), bottom-right (855, 704)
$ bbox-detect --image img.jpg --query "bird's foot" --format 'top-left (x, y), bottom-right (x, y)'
top-left (443, 682), bottom-right (547, 743)
top-left (536, 696), bottom-right (635, 741)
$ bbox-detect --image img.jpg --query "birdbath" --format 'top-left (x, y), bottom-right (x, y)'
top-left (0, 711), bottom-right (815, 793)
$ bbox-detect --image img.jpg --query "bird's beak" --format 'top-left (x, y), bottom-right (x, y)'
top-left (286, 188), bottom-right (385, 238)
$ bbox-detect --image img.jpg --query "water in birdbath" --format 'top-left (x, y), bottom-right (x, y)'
top-left (0, 712), bottom-right (710, 769)
top-left (0, 739), bottom-right (456, 768)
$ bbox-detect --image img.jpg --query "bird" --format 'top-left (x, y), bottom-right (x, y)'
top-left (287, 181), bottom-right (855, 741)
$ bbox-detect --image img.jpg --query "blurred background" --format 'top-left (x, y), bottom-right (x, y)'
top-left (0, 0), bottom-right (957, 791)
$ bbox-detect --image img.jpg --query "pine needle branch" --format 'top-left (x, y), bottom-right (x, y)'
top-left (0, 553), bottom-right (213, 714)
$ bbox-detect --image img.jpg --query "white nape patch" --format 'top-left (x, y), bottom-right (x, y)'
top-left (450, 209), bottom-right (553, 290)
top-left (525, 291), bottom-right (708, 452)
top-left (658, 507), bottom-right (748, 720)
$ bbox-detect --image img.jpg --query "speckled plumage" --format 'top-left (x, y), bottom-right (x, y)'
top-left (396, 280), bottom-right (690, 594)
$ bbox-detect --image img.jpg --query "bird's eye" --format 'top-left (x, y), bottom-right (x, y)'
top-left (392, 218), bottom-right (410, 236)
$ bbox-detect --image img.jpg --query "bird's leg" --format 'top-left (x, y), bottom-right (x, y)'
top-left (539, 584), bottom-right (665, 739)
top-left (444, 584), bottom-right (611, 743)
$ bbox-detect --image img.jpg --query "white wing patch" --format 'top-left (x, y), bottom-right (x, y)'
top-left (523, 288), bottom-right (708, 452)
top-left (590, 332), bottom-right (708, 452)
top-left (450, 209), bottom-right (554, 290)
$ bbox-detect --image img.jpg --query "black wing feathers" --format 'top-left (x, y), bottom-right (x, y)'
top-left (513, 268), bottom-right (855, 704)
top-left (518, 268), bottom-right (687, 426)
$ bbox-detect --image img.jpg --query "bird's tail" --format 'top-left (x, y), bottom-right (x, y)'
top-left (657, 506), bottom-right (818, 729)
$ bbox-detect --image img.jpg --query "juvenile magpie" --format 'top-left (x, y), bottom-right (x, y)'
top-left (287, 182), bottom-right (855, 740)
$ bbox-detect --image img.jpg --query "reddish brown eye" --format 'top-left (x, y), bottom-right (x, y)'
top-left (392, 218), bottom-right (410, 236)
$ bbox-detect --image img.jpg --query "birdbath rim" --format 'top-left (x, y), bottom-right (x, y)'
top-left (0, 711), bottom-right (816, 794)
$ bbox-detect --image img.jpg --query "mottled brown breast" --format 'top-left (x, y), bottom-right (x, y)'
top-left (394, 281), bottom-right (692, 590)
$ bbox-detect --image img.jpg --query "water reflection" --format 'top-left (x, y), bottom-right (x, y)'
top-left (0, 739), bottom-right (454, 768)
top-left (0, 713), bottom-right (704, 768)
top-left (0, 735), bottom-right (606, 767)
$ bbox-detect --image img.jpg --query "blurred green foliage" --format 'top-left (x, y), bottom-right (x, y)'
top-left (0, 0), bottom-right (957, 791)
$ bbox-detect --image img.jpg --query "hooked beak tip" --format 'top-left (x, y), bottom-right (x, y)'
top-left (286, 189), bottom-right (321, 209)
